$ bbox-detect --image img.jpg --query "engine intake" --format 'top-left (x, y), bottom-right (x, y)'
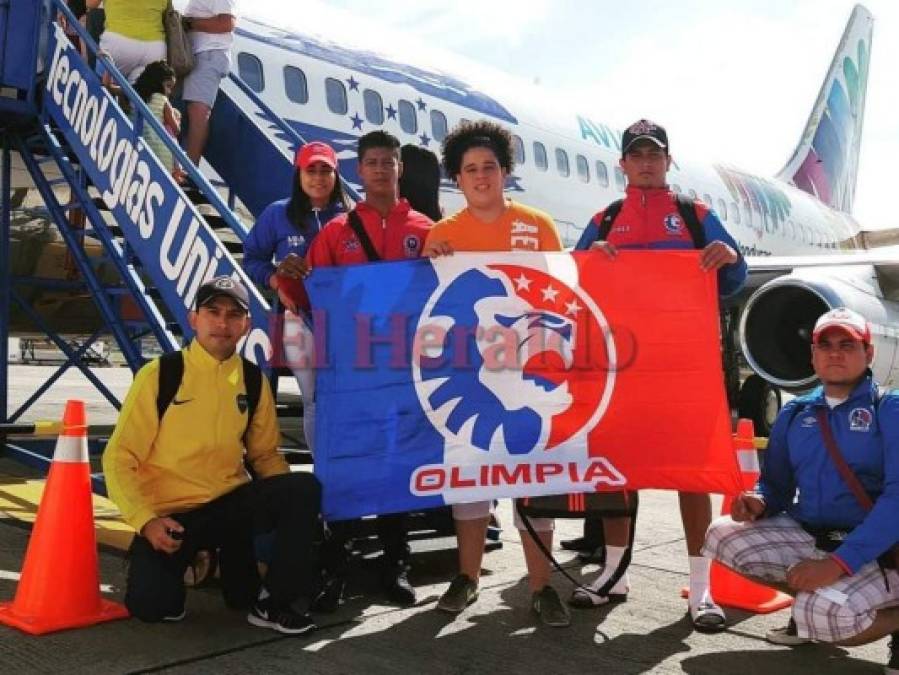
top-left (739, 280), bottom-right (832, 390)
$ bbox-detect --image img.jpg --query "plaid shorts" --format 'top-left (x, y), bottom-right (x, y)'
top-left (703, 513), bottom-right (899, 642)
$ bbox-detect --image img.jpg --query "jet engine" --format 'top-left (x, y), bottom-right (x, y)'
top-left (739, 266), bottom-right (899, 392)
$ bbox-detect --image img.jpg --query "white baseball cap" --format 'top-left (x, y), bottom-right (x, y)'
top-left (812, 307), bottom-right (871, 345)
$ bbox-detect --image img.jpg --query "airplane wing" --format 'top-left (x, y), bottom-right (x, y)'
top-left (742, 249), bottom-right (899, 295)
top-left (746, 249), bottom-right (899, 274)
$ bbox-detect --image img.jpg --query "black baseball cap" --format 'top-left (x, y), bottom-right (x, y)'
top-left (621, 119), bottom-right (668, 157)
top-left (195, 276), bottom-right (250, 312)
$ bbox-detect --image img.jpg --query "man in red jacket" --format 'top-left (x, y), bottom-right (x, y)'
top-left (570, 119), bottom-right (746, 632)
top-left (308, 131), bottom-right (433, 266)
top-left (307, 130), bottom-right (433, 607)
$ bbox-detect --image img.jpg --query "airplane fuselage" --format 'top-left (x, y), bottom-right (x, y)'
top-left (233, 19), bottom-right (863, 257)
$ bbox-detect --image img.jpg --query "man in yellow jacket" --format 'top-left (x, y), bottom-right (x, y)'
top-left (103, 276), bottom-right (321, 634)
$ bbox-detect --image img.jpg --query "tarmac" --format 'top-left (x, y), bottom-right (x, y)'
top-left (0, 364), bottom-right (891, 673)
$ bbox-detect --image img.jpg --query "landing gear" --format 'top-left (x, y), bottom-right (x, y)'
top-left (737, 374), bottom-right (782, 437)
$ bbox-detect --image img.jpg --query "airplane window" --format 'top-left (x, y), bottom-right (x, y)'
top-left (731, 202), bottom-right (740, 224)
top-left (717, 198), bottom-right (727, 220)
top-left (576, 154), bottom-right (589, 183)
top-left (614, 167), bottom-right (626, 191)
top-left (325, 77), bottom-right (348, 115)
top-left (431, 110), bottom-right (448, 142)
top-left (363, 89), bottom-right (384, 124)
top-left (237, 52), bottom-right (264, 93)
top-left (703, 193), bottom-right (713, 206)
top-left (671, 184), bottom-right (682, 193)
top-left (595, 160), bottom-right (609, 187)
top-left (283, 66), bottom-right (308, 104)
top-left (555, 148), bottom-right (570, 177)
top-left (533, 142), bottom-right (548, 172)
top-left (398, 99), bottom-right (418, 134)
top-left (511, 134), bottom-right (525, 165)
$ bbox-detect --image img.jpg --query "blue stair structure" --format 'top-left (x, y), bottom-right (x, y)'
top-left (0, 0), bottom-right (338, 480)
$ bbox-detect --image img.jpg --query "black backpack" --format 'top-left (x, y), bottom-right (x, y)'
top-left (155, 351), bottom-right (262, 440)
top-left (594, 193), bottom-right (706, 248)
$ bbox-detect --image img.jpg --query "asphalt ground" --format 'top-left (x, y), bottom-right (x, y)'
top-left (0, 365), bottom-right (890, 673)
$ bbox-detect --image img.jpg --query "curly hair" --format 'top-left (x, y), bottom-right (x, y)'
top-left (440, 120), bottom-right (514, 177)
top-left (133, 60), bottom-right (176, 103)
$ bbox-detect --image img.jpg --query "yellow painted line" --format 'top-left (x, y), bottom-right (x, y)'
top-left (0, 478), bottom-right (134, 551)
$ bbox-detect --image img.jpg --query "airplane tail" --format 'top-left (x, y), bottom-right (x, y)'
top-left (775, 4), bottom-right (873, 214)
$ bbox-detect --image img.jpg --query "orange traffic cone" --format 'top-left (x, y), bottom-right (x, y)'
top-left (0, 400), bottom-right (129, 634)
top-left (691, 418), bottom-right (792, 613)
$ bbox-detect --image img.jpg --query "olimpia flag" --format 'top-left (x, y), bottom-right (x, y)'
top-left (305, 251), bottom-right (742, 520)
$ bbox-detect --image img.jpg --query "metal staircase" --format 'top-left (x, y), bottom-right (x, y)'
top-left (1, 0), bottom-right (338, 474)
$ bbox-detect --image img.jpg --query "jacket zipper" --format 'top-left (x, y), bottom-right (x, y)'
top-left (312, 208), bottom-right (322, 233)
top-left (641, 191), bottom-right (648, 248)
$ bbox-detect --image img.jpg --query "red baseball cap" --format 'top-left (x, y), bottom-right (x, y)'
top-left (812, 307), bottom-right (871, 345)
top-left (295, 142), bottom-right (338, 170)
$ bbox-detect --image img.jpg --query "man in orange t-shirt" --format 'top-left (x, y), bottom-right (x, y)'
top-left (424, 120), bottom-right (569, 628)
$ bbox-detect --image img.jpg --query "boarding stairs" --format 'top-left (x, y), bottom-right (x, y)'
top-left (0, 0), bottom-right (335, 473)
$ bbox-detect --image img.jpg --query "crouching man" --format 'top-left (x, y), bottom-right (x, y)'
top-left (703, 307), bottom-right (899, 671)
top-left (103, 276), bottom-right (321, 634)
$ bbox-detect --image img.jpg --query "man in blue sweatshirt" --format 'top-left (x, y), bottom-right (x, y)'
top-left (704, 307), bottom-right (899, 671)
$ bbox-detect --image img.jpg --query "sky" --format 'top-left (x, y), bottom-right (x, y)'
top-left (247, 0), bottom-right (898, 230)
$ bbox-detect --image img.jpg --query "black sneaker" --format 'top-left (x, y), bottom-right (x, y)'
top-left (561, 536), bottom-right (602, 553)
top-left (162, 609), bottom-right (186, 622)
top-left (383, 567), bottom-right (416, 606)
top-left (247, 599), bottom-right (315, 635)
top-left (886, 632), bottom-right (899, 674)
top-left (765, 617), bottom-right (812, 646)
top-left (576, 548), bottom-right (606, 565)
top-left (310, 575), bottom-right (346, 614)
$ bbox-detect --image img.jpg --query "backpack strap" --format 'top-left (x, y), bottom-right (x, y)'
top-left (594, 196), bottom-right (705, 249)
top-left (241, 356), bottom-right (263, 441)
top-left (347, 209), bottom-right (382, 262)
top-left (516, 498), bottom-right (637, 597)
top-left (674, 194), bottom-right (707, 249)
top-left (594, 199), bottom-right (625, 242)
top-left (155, 350), bottom-right (261, 440)
top-left (156, 351), bottom-right (184, 420)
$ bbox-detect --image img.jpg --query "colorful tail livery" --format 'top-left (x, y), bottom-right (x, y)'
top-left (776, 4), bottom-right (873, 214)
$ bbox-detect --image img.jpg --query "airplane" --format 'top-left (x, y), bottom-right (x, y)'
top-left (220, 3), bottom-right (898, 432)
top-left (6, 3), bottom-right (898, 435)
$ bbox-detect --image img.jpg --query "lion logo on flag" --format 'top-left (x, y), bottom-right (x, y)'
top-left (413, 261), bottom-right (616, 455)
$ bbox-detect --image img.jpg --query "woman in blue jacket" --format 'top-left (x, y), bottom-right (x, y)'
top-left (243, 141), bottom-right (351, 450)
